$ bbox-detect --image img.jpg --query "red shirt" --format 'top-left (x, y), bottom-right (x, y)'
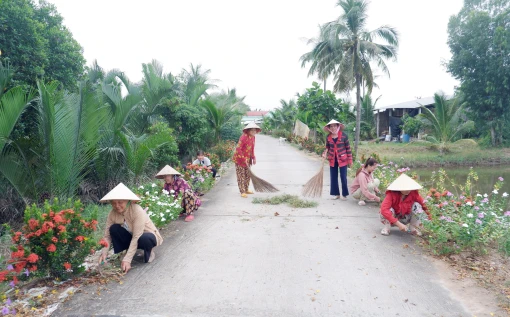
top-left (325, 133), bottom-right (352, 167)
top-left (380, 190), bottom-right (430, 224)
top-left (233, 133), bottom-right (255, 167)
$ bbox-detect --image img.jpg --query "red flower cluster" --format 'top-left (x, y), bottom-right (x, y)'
top-left (99, 238), bottom-right (109, 248)
top-left (2, 201), bottom-right (103, 281)
top-left (0, 244), bottom-right (39, 284)
top-left (185, 163), bottom-right (213, 173)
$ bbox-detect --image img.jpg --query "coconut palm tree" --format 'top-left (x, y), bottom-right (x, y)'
top-left (200, 99), bottom-right (241, 142)
top-left (300, 24), bottom-right (342, 91)
top-left (267, 99), bottom-right (297, 131)
top-left (180, 63), bottom-right (218, 107)
top-left (303, 0), bottom-right (399, 157)
top-left (359, 93), bottom-right (380, 139)
top-left (419, 93), bottom-right (475, 153)
top-left (138, 60), bottom-right (180, 132)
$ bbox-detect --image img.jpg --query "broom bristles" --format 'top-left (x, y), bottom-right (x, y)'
top-left (248, 168), bottom-right (279, 192)
top-left (302, 160), bottom-right (325, 198)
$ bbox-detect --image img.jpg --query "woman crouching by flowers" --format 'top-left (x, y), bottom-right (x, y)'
top-left (98, 183), bottom-right (163, 273)
top-left (380, 174), bottom-right (431, 236)
top-left (156, 165), bottom-right (201, 222)
top-left (350, 157), bottom-right (381, 206)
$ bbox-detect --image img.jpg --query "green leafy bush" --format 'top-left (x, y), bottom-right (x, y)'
top-left (210, 140), bottom-right (236, 163)
top-left (147, 122), bottom-right (180, 169)
top-left (402, 114), bottom-right (422, 137)
top-left (220, 122), bottom-right (243, 142)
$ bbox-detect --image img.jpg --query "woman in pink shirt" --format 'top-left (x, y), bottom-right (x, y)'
top-left (350, 157), bottom-right (380, 206)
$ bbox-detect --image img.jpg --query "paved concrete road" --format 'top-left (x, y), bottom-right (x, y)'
top-left (55, 135), bottom-right (492, 317)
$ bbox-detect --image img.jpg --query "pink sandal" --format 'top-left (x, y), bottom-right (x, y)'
top-left (184, 215), bottom-right (195, 222)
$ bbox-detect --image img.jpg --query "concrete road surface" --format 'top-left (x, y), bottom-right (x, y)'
top-left (55, 135), bottom-right (501, 317)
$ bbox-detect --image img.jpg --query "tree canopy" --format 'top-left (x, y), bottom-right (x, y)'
top-left (0, 0), bottom-right (85, 90)
top-left (447, 0), bottom-right (510, 146)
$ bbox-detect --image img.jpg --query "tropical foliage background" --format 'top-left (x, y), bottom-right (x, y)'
top-left (1, 0), bottom-right (509, 226)
top-left (0, 0), bottom-right (249, 224)
top-left (264, 0), bottom-right (508, 162)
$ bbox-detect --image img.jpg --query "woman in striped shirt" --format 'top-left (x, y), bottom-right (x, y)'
top-left (321, 119), bottom-right (353, 200)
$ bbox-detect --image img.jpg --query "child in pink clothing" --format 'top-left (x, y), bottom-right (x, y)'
top-left (350, 158), bottom-right (380, 206)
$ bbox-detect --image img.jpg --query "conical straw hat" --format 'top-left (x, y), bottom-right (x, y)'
top-left (100, 183), bottom-right (140, 202)
top-left (387, 173), bottom-right (422, 191)
top-left (155, 165), bottom-right (181, 179)
top-left (323, 119), bottom-right (345, 132)
top-left (243, 122), bottom-right (261, 133)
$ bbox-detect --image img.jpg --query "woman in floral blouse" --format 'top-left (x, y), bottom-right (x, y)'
top-left (156, 165), bottom-right (201, 222)
top-left (233, 122), bottom-right (261, 198)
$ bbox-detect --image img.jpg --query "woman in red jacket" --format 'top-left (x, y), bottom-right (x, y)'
top-left (380, 174), bottom-right (431, 236)
top-left (233, 122), bottom-right (261, 198)
top-left (321, 119), bottom-right (352, 200)
top-left (350, 157), bottom-right (381, 206)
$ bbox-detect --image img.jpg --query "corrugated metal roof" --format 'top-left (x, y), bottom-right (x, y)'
top-left (374, 96), bottom-right (437, 111)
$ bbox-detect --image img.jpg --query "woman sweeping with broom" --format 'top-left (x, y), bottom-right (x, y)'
top-left (322, 119), bottom-right (353, 200)
top-left (233, 122), bottom-right (260, 198)
top-left (232, 122), bottom-right (278, 198)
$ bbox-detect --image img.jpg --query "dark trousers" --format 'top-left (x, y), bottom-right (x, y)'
top-left (330, 161), bottom-right (349, 197)
top-left (110, 224), bottom-right (157, 263)
top-left (211, 167), bottom-right (217, 178)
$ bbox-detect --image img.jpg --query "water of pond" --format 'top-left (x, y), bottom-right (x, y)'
top-left (412, 166), bottom-right (510, 196)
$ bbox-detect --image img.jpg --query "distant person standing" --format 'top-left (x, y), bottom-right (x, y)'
top-left (193, 150), bottom-right (217, 178)
top-left (321, 119), bottom-right (353, 200)
top-left (233, 122), bottom-right (261, 198)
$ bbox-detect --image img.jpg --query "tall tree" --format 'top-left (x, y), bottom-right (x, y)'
top-left (447, 0), bottom-right (510, 146)
top-left (0, 0), bottom-right (85, 90)
top-left (296, 82), bottom-right (341, 124)
top-left (302, 0), bottom-right (399, 157)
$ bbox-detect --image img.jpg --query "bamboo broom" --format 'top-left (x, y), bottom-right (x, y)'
top-left (302, 157), bottom-right (326, 198)
top-left (248, 167), bottom-right (279, 193)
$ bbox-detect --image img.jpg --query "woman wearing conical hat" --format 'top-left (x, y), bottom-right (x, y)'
top-left (156, 165), bottom-right (201, 222)
top-left (379, 174), bottom-right (431, 236)
top-left (321, 119), bottom-right (352, 200)
top-left (98, 183), bottom-right (163, 274)
top-left (233, 122), bottom-right (261, 198)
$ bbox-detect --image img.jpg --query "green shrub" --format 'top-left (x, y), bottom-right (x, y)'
top-left (220, 122), bottom-right (243, 142)
top-left (210, 140), bottom-right (236, 163)
top-left (147, 122), bottom-right (180, 169)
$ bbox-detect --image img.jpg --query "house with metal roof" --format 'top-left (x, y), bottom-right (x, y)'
top-left (241, 111), bottom-right (269, 125)
top-left (373, 96), bottom-right (440, 139)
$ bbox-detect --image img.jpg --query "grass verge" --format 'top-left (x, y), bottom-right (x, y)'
top-left (358, 140), bottom-right (510, 167)
top-left (252, 194), bottom-right (318, 208)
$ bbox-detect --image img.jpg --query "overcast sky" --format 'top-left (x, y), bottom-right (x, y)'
top-left (48, 0), bottom-right (464, 110)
